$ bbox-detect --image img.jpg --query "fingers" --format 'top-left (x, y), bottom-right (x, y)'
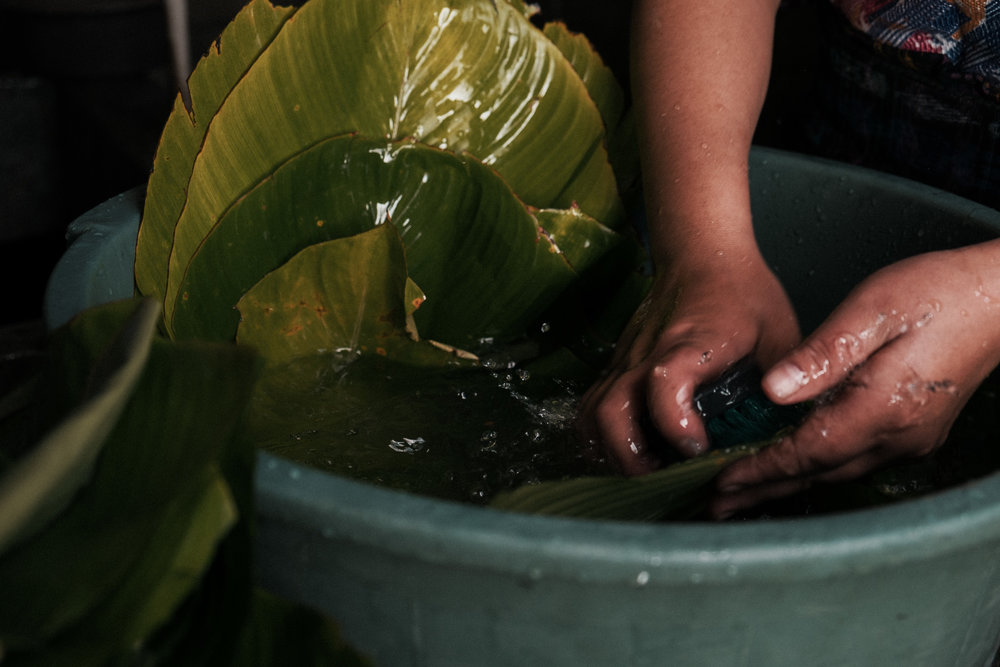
top-left (584, 374), bottom-right (660, 475)
top-left (644, 343), bottom-right (737, 455)
top-left (712, 349), bottom-right (960, 518)
top-left (583, 343), bottom-right (739, 474)
top-left (762, 297), bottom-right (909, 404)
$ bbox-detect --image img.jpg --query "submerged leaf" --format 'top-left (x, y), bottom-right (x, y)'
top-left (490, 442), bottom-right (770, 521)
top-left (161, 0), bottom-right (622, 321)
top-left (247, 351), bottom-right (607, 503)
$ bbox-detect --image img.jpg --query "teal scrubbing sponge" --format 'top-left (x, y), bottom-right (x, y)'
top-left (694, 359), bottom-right (807, 450)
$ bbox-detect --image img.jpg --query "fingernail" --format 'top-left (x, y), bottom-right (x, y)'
top-left (680, 437), bottom-right (706, 456)
top-left (764, 362), bottom-right (807, 399)
top-left (717, 483), bottom-right (743, 496)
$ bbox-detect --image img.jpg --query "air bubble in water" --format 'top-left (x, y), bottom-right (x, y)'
top-left (389, 437), bottom-right (426, 453)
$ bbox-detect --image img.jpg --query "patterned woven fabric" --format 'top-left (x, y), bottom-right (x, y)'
top-left (776, 3), bottom-right (1000, 212)
top-left (832, 0), bottom-right (1000, 85)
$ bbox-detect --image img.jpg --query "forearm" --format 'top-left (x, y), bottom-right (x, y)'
top-left (631, 0), bottom-right (781, 269)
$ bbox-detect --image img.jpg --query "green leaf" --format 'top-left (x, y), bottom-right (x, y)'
top-left (56, 468), bottom-right (237, 662)
top-left (0, 299), bottom-right (258, 652)
top-left (173, 135), bottom-right (578, 348)
top-left (0, 299), bottom-right (159, 554)
top-left (235, 224), bottom-right (461, 366)
top-left (490, 443), bottom-right (768, 521)
top-left (160, 0), bottom-right (622, 322)
top-left (542, 21), bottom-right (640, 198)
top-left (136, 0), bottom-right (296, 304)
top-left (227, 589), bottom-right (374, 667)
top-left (535, 206), bottom-right (630, 276)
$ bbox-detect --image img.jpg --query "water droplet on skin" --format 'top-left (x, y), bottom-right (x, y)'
top-left (699, 351), bottom-right (713, 364)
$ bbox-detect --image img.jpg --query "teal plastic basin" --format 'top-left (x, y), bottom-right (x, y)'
top-left (45, 148), bottom-right (1000, 666)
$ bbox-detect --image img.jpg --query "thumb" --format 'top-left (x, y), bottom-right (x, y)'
top-left (761, 308), bottom-right (901, 404)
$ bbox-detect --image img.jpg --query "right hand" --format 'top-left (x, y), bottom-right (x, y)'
top-left (578, 252), bottom-right (800, 474)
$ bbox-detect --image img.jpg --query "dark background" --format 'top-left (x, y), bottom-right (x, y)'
top-left (0, 0), bottom-right (811, 328)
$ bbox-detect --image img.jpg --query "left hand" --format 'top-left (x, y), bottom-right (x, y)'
top-left (711, 242), bottom-right (1000, 518)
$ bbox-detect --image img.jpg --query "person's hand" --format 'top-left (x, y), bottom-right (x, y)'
top-left (712, 244), bottom-right (1000, 518)
top-left (578, 252), bottom-right (800, 474)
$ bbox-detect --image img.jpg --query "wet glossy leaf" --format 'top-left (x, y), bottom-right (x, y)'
top-left (136, 0), bottom-right (296, 304)
top-left (536, 207), bottom-right (629, 275)
top-left (174, 136), bottom-right (579, 348)
top-left (161, 0), bottom-right (622, 321)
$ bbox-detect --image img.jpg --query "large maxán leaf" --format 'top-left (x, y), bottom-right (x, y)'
top-left (160, 0), bottom-right (623, 323)
top-left (135, 0), bottom-right (296, 303)
top-left (172, 135), bottom-right (582, 347)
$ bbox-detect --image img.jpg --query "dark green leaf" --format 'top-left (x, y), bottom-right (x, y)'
top-left (0, 299), bottom-right (159, 554)
top-left (0, 299), bottom-right (257, 653)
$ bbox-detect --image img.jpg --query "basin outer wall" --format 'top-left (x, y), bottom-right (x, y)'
top-left (256, 454), bottom-right (1000, 667)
